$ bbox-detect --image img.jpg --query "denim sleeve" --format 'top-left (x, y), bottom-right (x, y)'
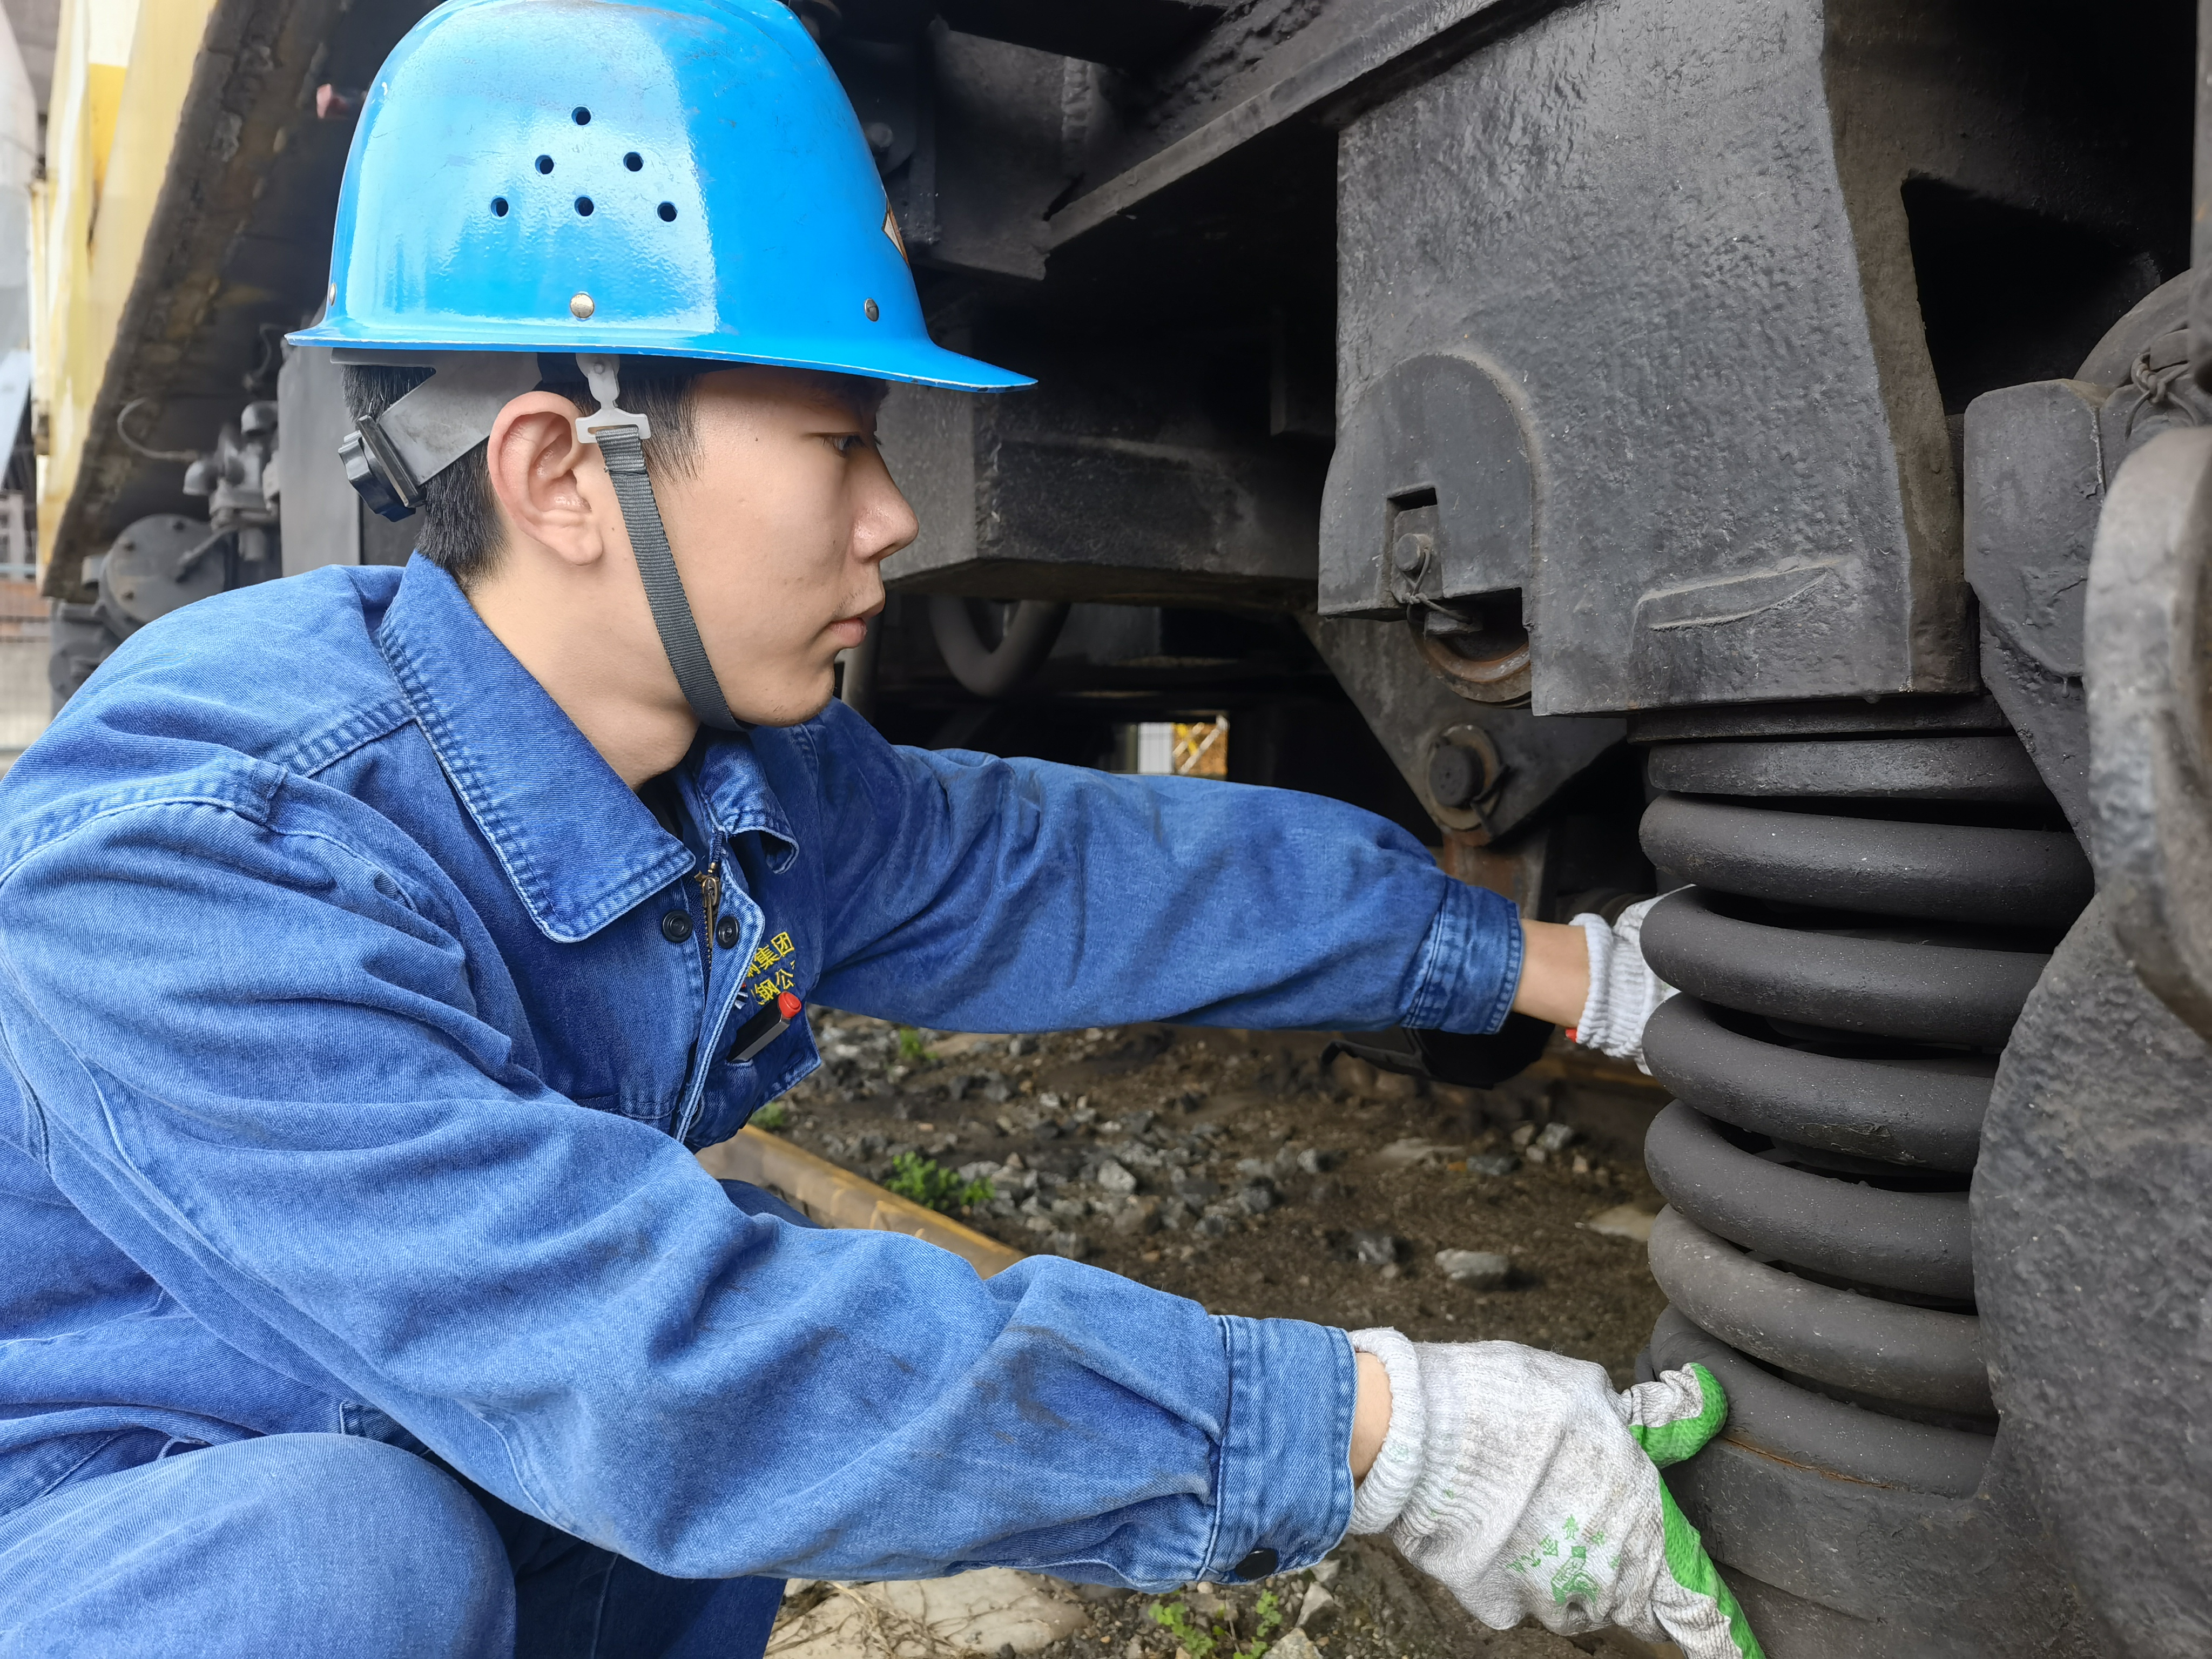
top-left (0, 785), bottom-right (1353, 1582)
top-left (794, 703), bottom-right (1524, 1036)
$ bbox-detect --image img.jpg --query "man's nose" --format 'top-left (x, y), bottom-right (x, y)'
top-left (858, 467), bottom-right (920, 566)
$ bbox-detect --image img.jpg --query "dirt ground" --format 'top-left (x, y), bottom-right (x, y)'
top-left (757, 1011), bottom-right (1682, 1659)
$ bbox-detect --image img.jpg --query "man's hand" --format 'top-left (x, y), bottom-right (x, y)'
top-left (1567, 894), bottom-right (1678, 1070)
top-left (1514, 894), bottom-right (1681, 1070)
top-left (1345, 1331), bottom-right (1762, 1659)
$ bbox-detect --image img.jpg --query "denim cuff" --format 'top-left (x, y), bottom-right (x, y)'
top-left (1201, 1317), bottom-right (1357, 1582)
top-left (1403, 878), bottom-right (1522, 1034)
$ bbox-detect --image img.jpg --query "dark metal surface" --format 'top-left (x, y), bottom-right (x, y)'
top-left (1043, 0), bottom-right (1561, 251)
top-left (1649, 1208), bottom-right (1988, 1414)
top-left (1299, 613), bottom-right (1621, 840)
top-left (1626, 696), bottom-right (2012, 746)
top-left (1644, 1102), bottom-right (1973, 1300)
top-left (1655, 1380), bottom-right (2096, 1657)
top-left (927, 597), bottom-right (1071, 697)
top-left (1640, 795), bottom-right (2090, 928)
top-left (1976, 897), bottom-right (2212, 1657)
top-left (1325, 0), bottom-right (2178, 716)
top-left (1965, 380), bottom-right (2103, 688)
top-left (2195, 0), bottom-right (2212, 392)
top-left (1318, 352), bottom-right (1532, 620)
top-left (93, 514), bottom-right (226, 632)
top-left (1645, 734), bottom-right (2051, 803)
top-left (2084, 427), bottom-right (2212, 1044)
top-left (935, 0), bottom-right (1223, 71)
top-left (1637, 721), bottom-right (2110, 1649)
top-left (1641, 890), bottom-right (2047, 1049)
top-left (1964, 272), bottom-right (2208, 841)
top-left (922, 28), bottom-right (1068, 281)
top-left (1964, 379), bottom-right (2102, 836)
top-left (877, 352), bottom-right (1324, 608)
top-left (1650, 1309), bottom-right (1992, 1500)
top-left (1643, 996), bottom-right (1989, 1172)
top-left (46, 605), bottom-right (122, 713)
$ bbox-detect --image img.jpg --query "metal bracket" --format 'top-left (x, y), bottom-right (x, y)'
top-left (2085, 426), bottom-right (2212, 1041)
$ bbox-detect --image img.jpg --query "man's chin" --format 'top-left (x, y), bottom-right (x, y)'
top-left (736, 680), bottom-right (839, 729)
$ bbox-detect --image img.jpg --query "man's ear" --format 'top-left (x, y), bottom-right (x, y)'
top-left (484, 392), bottom-right (608, 570)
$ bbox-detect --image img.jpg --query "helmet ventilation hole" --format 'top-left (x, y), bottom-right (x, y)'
top-left (491, 197), bottom-right (509, 217)
top-left (572, 106), bottom-right (591, 125)
top-left (576, 197), bottom-right (595, 216)
top-left (536, 154), bottom-right (554, 174)
top-left (625, 152), bottom-right (644, 172)
top-left (658, 201), bottom-right (677, 221)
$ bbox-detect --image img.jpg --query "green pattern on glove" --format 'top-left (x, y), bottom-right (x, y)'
top-left (1628, 1362), bottom-right (1728, 1468)
top-left (1625, 1364), bottom-right (1762, 1659)
top-left (1657, 1484), bottom-right (1763, 1659)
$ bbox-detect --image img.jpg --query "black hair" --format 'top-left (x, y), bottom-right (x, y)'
top-left (338, 356), bottom-right (707, 591)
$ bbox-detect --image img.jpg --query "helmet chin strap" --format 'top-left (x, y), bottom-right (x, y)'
top-left (574, 354), bottom-right (744, 732)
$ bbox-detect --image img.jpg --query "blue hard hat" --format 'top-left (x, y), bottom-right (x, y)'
top-left (289, 0), bottom-right (1026, 392)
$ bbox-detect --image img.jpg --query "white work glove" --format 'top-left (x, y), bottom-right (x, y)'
top-left (1347, 1330), bottom-right (1762, 1659)
top-left (1568, 893), bottom-right (1680, 1071)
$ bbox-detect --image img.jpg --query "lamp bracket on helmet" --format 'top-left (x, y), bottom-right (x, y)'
top-left (338, 415), bottom-right (421, 522)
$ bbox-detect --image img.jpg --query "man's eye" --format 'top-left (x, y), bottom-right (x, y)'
top-left (830, 434), bottom-right (867, 456)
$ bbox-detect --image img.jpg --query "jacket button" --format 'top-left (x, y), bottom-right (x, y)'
top-left (1230, 1547), bottom-right (1278, 1581)
top-left (660, 909), bottom-right (693, 943)
top-left (716, 915), bottom-right (740, 950)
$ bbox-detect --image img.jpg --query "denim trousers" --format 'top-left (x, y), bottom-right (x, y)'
top-left (0, 1433), bottom-right (787, 1658)
top-left (0, 1183), bottom-right (805, 1659)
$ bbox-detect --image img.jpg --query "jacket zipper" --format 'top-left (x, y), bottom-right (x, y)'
top-left (675, 857), bottom-right (727, 1148)
top-left (697, 859), bottom-right (721, 979)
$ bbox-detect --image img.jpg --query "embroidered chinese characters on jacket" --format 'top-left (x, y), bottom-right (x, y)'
top-left (745, 930), bottom-right (799, 1006)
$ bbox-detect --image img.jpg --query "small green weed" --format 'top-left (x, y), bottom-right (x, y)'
top-left (1149, 1600), bottom-right (1214, 1659)
top-left (883, 1151), bottom-right (993, 1214)
top-left (748, 1102), bottom-right (788, 1132)
top-left (1147, 1589), bottom-right (1282, 1659)
top-left (1247, 1589), bottom-right (1284, 1657)
top-left (896, 1026), bottom-right (929, 1063)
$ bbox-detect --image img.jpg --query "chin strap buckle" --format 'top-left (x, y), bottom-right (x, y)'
top-left (573, 353), bottom-right (653, 445)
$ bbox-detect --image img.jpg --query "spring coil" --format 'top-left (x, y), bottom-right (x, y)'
top-left (1634, 732), bottom-right (2092, 1498)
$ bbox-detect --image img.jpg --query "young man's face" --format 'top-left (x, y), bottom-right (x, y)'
top-left (653, 367), bottom-right (918, 726)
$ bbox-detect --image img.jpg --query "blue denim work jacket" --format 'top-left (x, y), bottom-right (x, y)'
top-left (0, 556), bottom-right (1523, 1584)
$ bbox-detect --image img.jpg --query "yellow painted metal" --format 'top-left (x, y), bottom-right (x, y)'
top-left (29, 0), bottom-right (217, 576)
top-left (85, 64), bottom-right (125, 200)
top-left (697, 1126), bottom-right (1027, 1279)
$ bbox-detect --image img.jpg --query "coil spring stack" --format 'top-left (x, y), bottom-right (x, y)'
top-left (1632, 728), bottom-right (2093, 1508)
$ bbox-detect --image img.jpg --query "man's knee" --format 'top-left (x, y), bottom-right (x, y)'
top-left (0, 1433), bottom-right (512, 1659)
top-left (236, 1435), bottom-right (512, 1649)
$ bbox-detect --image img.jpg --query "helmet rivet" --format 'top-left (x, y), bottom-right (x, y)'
top-left (327, 282), bottom-right (336, 304)
top-left (863, 297), bottom-right (880, 321)
top-left (570, 292), bottom-right (596, 319)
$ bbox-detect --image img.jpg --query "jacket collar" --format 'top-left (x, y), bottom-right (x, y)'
top-left (375, 556), bottom-right (794, 943)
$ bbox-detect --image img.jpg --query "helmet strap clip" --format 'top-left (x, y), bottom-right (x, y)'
top-left (573, 354), bottom-right (653, 445)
